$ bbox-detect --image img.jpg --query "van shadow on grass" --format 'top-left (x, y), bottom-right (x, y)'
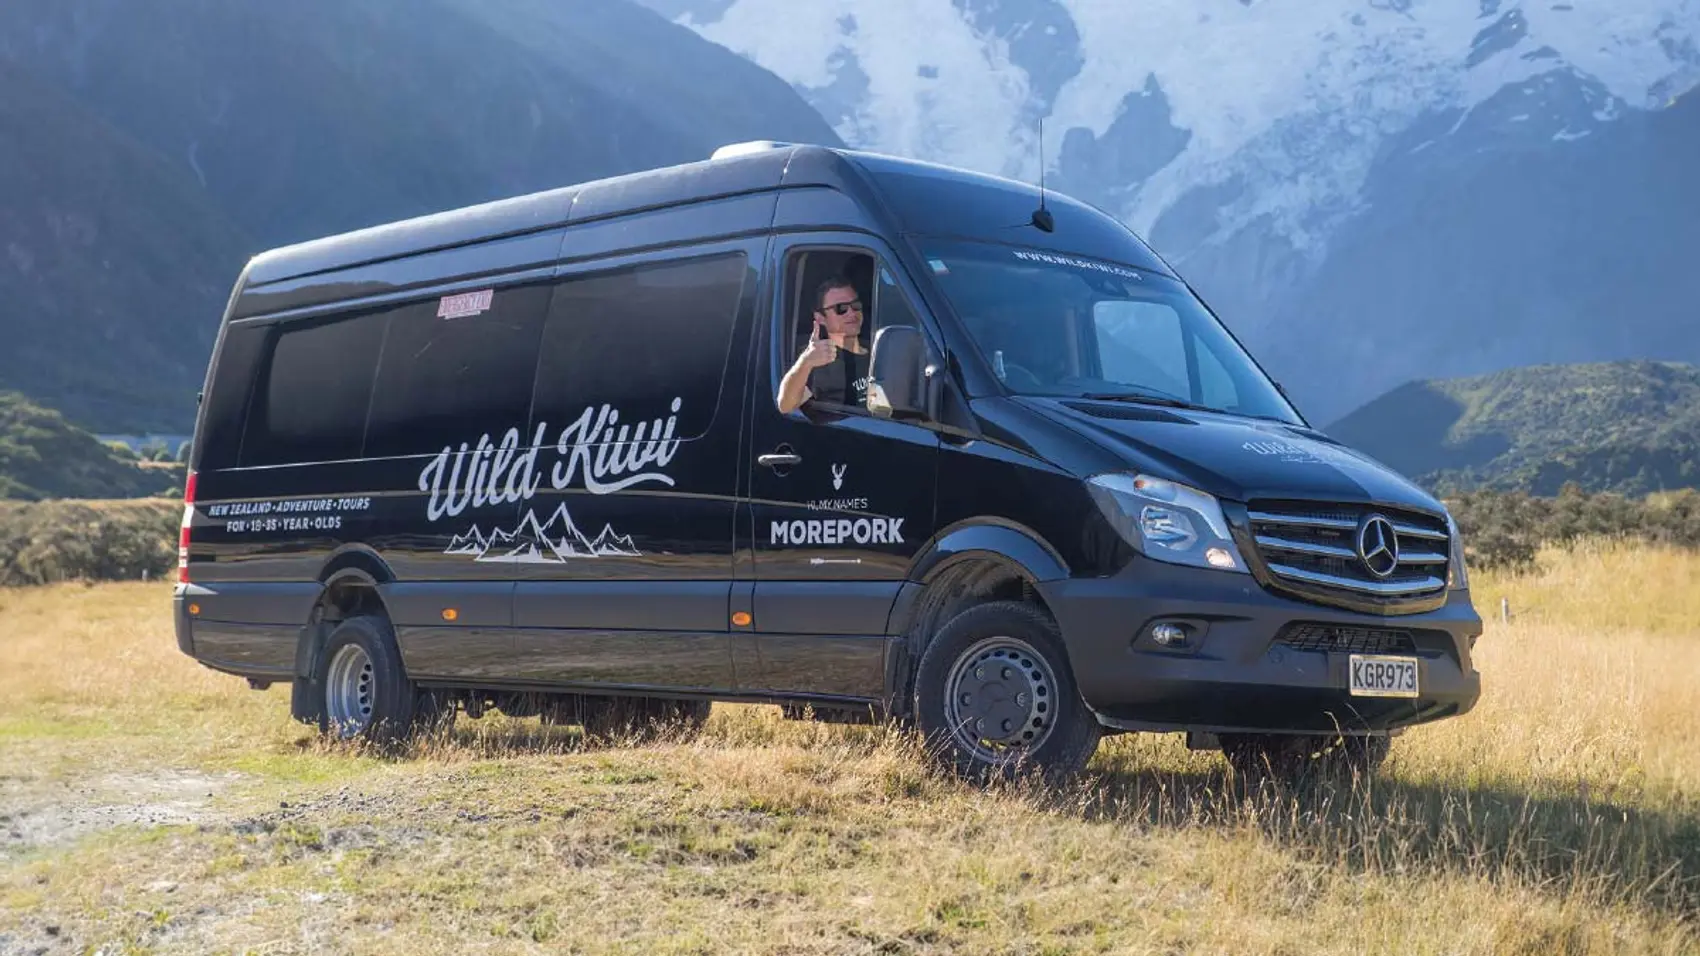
top-left (1056, 757), bottom-right (1700, 919)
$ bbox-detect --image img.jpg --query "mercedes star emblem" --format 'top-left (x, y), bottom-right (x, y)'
top-left (1356, 514), bottom-right (1400, 579)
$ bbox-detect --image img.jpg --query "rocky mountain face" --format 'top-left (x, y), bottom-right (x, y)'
top-left (0, 0), bottom-right (840, 433)
top-left (642, 0), bottom-right (1700, 423)
top-left (0, 61), bottom-right (248, 436)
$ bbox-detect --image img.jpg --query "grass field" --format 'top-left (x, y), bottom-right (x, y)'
top-left (1, 541), bottom-right (1696, 954)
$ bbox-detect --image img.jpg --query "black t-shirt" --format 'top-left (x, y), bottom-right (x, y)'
top-left (807, 346), bottom-right (871, 408)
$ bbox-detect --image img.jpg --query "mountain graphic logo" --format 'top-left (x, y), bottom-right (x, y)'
top-left (443, 504), bottom-right (640, 562)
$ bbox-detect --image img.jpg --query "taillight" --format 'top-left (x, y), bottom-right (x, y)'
top-left (178, 471), bottom-right (197, 584)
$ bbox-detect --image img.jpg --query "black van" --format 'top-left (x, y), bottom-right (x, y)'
top-left (174, 141), bottom-right (1481, 780)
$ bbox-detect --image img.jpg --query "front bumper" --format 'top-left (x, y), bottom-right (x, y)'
top-left (1037, 556), bottom-right (1482, 736)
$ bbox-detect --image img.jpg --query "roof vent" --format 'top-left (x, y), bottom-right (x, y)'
top-left (711, 140), bottom-right (798, 161)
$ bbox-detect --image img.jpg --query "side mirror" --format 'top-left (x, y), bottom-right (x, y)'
top-left (866, 325), bottom-right (930, 420)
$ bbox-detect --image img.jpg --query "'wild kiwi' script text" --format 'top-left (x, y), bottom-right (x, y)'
top-left (418, 399), bottom-right (684, 521)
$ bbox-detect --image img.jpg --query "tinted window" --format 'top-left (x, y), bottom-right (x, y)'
top-left (195, 322), bottom-right (270, 471)
top-left (239, 312), bottom-right (387, 467)
top-left (365, 283), bottom-right (552, 458)
top-left (531, 253), bottom-right (747, 441)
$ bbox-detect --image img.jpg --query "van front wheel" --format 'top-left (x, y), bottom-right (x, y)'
top-left (912, 601), bottom-right (1100, 781)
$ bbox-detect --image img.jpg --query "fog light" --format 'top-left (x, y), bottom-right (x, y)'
top-left (1151, 623), bottom-right (1190, 647)
top-left (1205, 547), bottom-right (1237, 569)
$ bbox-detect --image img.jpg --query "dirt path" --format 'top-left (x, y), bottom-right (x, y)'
top-left (1, 768), bottom-right (245, 863)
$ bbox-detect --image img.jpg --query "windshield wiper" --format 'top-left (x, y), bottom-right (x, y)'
top-left (1074, 389), bottom-right (1195, 409)
top-left (1067, 388), bottom-right (1303, 426)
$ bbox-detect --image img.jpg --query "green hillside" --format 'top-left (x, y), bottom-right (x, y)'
top-left (1325, 361), bottom-right (1700, 496)
top-left (0, 392), bottom-right (178, 501)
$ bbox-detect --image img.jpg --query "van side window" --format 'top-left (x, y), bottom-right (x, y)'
top-left (238, 313), bottom-right (387, 467)
top-left (531, 253), bottom-right (747, 441)
top-left (364, 284), bottom-right (552, 458)
top-left (195, 322), bottom-right (271, 471)
top-left (776, 248), bottom-right (883, 415)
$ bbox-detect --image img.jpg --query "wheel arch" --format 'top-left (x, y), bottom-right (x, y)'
top-left (906, 519), bottom-right (1070, 588)
top-left (886, 520), bottom-right (1073, 714)
top-left (319, 545), bottom-right (396, 588)
top-left (293, 548), bottom-right (396, 682)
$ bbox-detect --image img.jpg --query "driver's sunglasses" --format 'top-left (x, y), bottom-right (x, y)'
top-left (819, 300), bottom-right (863, 317)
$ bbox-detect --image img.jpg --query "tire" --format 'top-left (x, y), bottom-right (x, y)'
top-left (1220, 732), bottom-right (1391, 786)
top-left (911, 601), bottom-right (1101, 782)
top-left (315, 615), bottom-right (422, 747)
top-left (579, 695), bottom-right (712, 744)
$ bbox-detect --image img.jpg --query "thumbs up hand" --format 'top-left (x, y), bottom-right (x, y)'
top-left (800, 318), bottom-right (839, 370)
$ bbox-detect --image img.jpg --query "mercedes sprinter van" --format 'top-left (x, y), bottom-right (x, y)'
top-left (174, 142), bottom-right (1481, 780)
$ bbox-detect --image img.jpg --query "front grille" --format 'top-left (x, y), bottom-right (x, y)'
top-left (1246, 500), bottom-right (1451, 609)
top-left (1276, 623), bottom-right (1417, 655)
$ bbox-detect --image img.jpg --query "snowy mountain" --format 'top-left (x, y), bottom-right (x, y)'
top-left (641, 0), bottom-right (1700, 421)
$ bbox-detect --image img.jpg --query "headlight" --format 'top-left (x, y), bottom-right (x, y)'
top-left (1087, 474), bottom-right (1248, 573)
top-left (1446, 512), bottom-right (1469, 591)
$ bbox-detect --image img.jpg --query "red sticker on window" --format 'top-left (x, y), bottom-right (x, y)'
top-left (438, 289), bottom-right (494, 319)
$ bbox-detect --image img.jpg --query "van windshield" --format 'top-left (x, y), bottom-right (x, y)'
top-left (917, 239), bottom-right (1302, 425)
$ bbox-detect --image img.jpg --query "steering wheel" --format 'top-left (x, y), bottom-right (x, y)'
top-left (998, 361), bottom-right (1044, 389)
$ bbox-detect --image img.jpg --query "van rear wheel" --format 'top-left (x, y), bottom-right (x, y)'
top-left (316, 615), bottom-right (421, 747)
top-left (912, 601), bottom-right (1100, 782)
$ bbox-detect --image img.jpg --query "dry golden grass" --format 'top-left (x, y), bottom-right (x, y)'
top-left (0, 545), bottom-right (1696, 954)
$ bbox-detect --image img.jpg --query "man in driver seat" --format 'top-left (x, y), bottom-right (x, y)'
top-left (777, 275), bottom-right (870, 414)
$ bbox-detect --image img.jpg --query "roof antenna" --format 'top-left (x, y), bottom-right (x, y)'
top-left (1031, 117), bottom-right (1055, 233)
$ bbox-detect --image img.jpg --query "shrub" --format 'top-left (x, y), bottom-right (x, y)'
top-left (0, 499), bottom-right (180, 586)
top-left (1447, 487), bottom-right (1700, 572)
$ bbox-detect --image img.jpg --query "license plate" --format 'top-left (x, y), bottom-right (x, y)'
top-left (1349, 654), bottom-right (1419, 698)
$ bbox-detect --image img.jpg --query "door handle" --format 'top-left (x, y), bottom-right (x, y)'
top-left (758, 452), bottom-right (802, 468)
